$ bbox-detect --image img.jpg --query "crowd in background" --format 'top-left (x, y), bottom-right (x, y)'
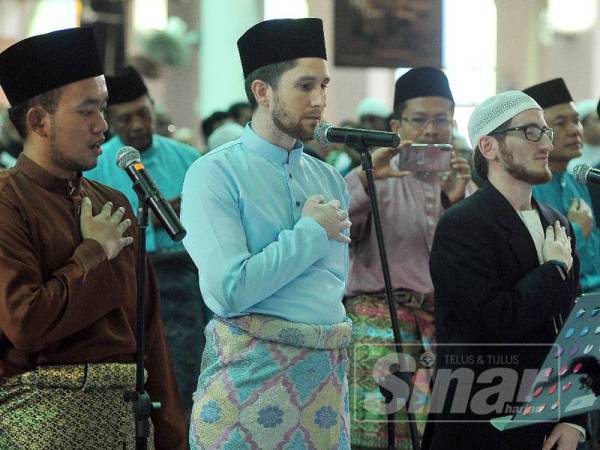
top-left (2, 36), bottom-right (600, 448)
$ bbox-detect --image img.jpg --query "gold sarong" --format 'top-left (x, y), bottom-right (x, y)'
top-left (0, 363), bottom-right (154, 450)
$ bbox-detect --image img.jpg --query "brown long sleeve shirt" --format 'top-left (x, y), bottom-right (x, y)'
top-left (0, 154), bottom-right (187, 449)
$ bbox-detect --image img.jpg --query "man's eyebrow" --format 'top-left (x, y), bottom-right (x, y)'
top-left (551, 112), bottom-right (579, 121)
top-left (78, 97), bottom-right (105, 108)
top-left (294, 76), bottom-right (330, 84)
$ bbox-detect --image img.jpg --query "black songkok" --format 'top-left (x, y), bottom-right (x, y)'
top-left (523, 78), bottom-right (573, 109)
top-left (0, 27), bottom-right (103, 106)
top-left (106, 66), bottom-right (149, 106)
top-left (393, 67), bottom-right (454, 112)
top-left (237, 18), bottom-right (327, 79)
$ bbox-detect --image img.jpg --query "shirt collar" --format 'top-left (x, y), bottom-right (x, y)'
top-left (241, 123), bottom-right (304, 165)
top-left (15, 153), bottom-right (82, 197)
top-left (109, 134), bottom-right (158, 160)
top-left (550, 170), bottom-right (567, 187)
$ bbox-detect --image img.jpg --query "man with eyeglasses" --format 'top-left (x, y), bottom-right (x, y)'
top-left (428, 90), bottom-right (587, 449)
top-left (525, 79), bottom-right (600, 450)
top-left (344, 66), bottom-right (471, 449)
top-left (523, 78), bottom-right (600, 294)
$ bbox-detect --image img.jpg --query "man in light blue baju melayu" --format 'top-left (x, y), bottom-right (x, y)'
top-left (524, 78), bottom-right (600, 293)
top-left (525, 79), bottom-right (600, 450)
top-left (181, 18), bottom-right (352, 450)
top-left (85, 66), bottom-right (203, 419)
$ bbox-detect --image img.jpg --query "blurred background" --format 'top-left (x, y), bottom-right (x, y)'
top-left (0, 0), bottom-right (599, 150)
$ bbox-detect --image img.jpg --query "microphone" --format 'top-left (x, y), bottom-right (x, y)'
top-left (313, 121), bottom-right (401, 148)
top-left (571, 163), bottom-right (600, 186)
top-left (116, 146), bottom-right (186, 241)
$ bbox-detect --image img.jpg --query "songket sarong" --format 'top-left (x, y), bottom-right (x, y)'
top-left (345, 291), bottom-right (435, 450)
top-left (189, 314), bottom-right (352, 450)
top-left (0, 363), bottom-right (153, 450)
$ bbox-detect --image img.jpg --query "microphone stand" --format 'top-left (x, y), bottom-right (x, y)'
top-left (123, 191), bottom-right (161, 450)
top-left (346, 136), bottom-right (420, 450)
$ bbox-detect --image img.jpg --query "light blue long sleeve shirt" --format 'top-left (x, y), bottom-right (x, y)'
top-left (181, 125), bottom-right (350, 325)
top-left (533, 172), bottom-right (600, 292)
top-left (86, 133), bottom-right (200, 252)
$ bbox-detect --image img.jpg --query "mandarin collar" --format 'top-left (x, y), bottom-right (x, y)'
top-left (16, 153), bottom-right (83, 197)
top-left (241, 123), bottom-right (304, 165)
top-left (109, 134), bottom-right (157, 159)
top-left (550, 171), bottom-right (567, 187)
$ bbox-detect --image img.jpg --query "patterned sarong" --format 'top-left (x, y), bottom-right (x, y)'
top-left (0, 363), bottom-right (153, 450)
top-left (345, 292), bottom-right (435, 450)
top-left (189, 314), bottom-right (352, 450)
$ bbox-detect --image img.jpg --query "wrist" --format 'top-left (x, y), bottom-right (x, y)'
top-left (548, 259), bottom-right (568, 280)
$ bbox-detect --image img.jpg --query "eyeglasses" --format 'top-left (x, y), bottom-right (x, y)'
top-left (401, 116), bottom-right (452, 129)
top-left (490, 125), bottom-right (554, 143)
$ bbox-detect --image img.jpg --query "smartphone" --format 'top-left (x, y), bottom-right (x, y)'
top-left (394, 144), bottom-right (453, 172)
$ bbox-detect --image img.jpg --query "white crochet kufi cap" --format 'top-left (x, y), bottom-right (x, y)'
top-left (468, 90), bottom-right (541, 149)
top-left (207, 121), bottom-right (244, 151)
top-left (356, 97), bottom-right (390, 119)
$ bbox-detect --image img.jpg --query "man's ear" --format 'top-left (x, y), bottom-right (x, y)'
top-left (25, 105), bottom-right (50, 138)
top-left (479, 135), bottom-right (499, 162)
top-left (251, 79), bottom-right (271, 108)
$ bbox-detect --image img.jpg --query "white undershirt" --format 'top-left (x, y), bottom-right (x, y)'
top-left (517, 209), bottom-right (545, 265)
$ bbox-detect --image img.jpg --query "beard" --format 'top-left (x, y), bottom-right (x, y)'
top-left (271, 96), bottom-right (314, 141)
top-left (498, 143), bottom-right (550, 185)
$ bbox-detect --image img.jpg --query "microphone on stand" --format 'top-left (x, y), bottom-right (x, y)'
top-left (116, 146), bottom-right (186, 241)
top-left (572, 163), bottom-right (600, 186)
top-left (313, 121), bottom-right (401, 148)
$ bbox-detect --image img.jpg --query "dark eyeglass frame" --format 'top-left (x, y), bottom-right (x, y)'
top-left (489, 125), bottom-right (554, 143)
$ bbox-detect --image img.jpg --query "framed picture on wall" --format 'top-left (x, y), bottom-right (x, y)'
top-left (334, 0), bottom-right (442, 68)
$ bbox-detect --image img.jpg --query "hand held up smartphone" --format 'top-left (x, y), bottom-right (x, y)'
top-left (395, 144), bottom-right (453, 172)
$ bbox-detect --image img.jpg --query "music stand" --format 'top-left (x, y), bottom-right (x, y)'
top-left (491, 293), bottom-right (600, 432)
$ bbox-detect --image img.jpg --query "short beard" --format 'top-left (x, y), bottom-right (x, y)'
top-left (499, 143), bottom-right (550, 185)
top-left (271, 96), bottom-right (313, 141)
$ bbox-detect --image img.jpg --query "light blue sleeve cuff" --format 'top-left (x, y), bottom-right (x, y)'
top-left (295, 216), bottom-right (331, 249)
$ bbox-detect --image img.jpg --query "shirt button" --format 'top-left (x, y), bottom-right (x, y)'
top-left (296, 201), bottom-right (301, 207)
top-left (289, 173), bottom-right (293, 179)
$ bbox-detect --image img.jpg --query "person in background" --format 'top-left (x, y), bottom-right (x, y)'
top-left (0, 27), bottom-right (186, 449)
top-left (0, 108), bottom-right (22, 169)
top-left (85, 65), bottom-right (204, 420)
top-left (356, 96), bottom-right (390, 131)
top-left (200, 110), bottom-right (231, 145)
top-left (523, 78), bottom-right (600, 293)
top-left (228, 101), bottom-right (253, 126)
top-left (324, 119), bottom-right (361, 176)
top-left (589, 99), bottom-right (600, 225)
top-left (206, 121), bottom-right (244, 152)
top-left (567, 98), bottom-right (600, 171)
top-left (344, 67), bottom-right (470, 449)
